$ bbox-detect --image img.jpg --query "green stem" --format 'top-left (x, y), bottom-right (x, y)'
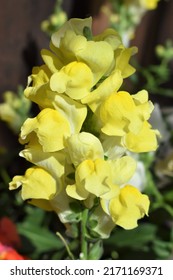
top-left (80, 208), bottom-right (89, 260)
top-left (56, 232), bottom-right (75, 260)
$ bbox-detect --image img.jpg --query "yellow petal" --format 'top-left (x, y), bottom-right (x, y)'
top-left (94, 28), bottom-right (123, 50)
top-left (123, 121), bottom-right (158, 152)
top-left (67, 159), bottom-right (115, 200)
top-left (29, 199), bottom-right (53, 211)
top-left (50, 61), bottom-right (94, 100)
top-left (52, 26), bottom-right (114, 84)
top-left (20, 108), bottom-right (71, 152)
top-left (82, 70), bottom-right (123, 112)
top-left (111, 156), bottom-right (137, 185)
top-left (109, 185), bottom-right (150, 229)
top-left (115, 47), bottom-right (137, 78)
top-left (66, 132), bottom-right (104, 166)
top-left (66, 183), bottom-right (89, 200)
top-left (53, 94), bottom-right (87, 134)
top-left (19, 139), bottom-right (65, 182)
top-left (9, 167), bottom-right (57, 201)
top-left (51, 17), bottom-right (92, 48)
top-left (41, 49), bottom-right (63, 72)
top-left (24, 65), bottom-right (54, 108)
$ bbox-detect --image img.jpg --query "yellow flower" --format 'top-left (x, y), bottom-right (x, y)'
top-left (66, 159), bottom-right (114, 201)
top-left (50, 17), bottom-right (136, 81)
top-left (9, 167), bottom-right (74, 224)
top-left (99, 90), bottom-right (159, 152)
top-left (66, 132), bottom-right (104, 167)
top-left (19, 138), bottom-right (65, 182)
top-left (66, 156), bottom-right (136, 202)
top-left (24, 65), bottom-right (53, 109)
top-left (114, 47), bottom-right (137, 78)
top-left (19, 108), bottom-right (71, 152)
top-left (19, 97), bottom-right (87, 153)
top-left (9, 167), bottom-right (57, 201)
top-left (50, 17), bottom-right (115, 84)
top-left (82, 70), bottom-right (123, 112)
top-left (25, 17), bottom-right (137, 110)
top-left (101, 185), bottom-right (150, 229)
top-left (50, 61), bottom-right (94, 100)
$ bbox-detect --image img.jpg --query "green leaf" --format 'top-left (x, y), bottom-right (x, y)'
top-left (152, 239), bottom-right (173, 259)
top-left (164, 190), bottom-right (173, 203)
top-left (17, 207), bottom-right (64, 256)
top-left (88, 240), bottom-right (103, 260)
top-left (105, 223), bottom-right (157, 249)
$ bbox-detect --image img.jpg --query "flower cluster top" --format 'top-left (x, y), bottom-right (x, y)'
top-left (9, 18), bottom-right (159, 238)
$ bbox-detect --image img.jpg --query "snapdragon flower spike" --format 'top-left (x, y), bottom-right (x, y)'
top-left (9, 17), bottom-right (159, 235)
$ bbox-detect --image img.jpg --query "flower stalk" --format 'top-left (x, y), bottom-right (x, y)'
top-left (80, 208), bottom-right (89, 260)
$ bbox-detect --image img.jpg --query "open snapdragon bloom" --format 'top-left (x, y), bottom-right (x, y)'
top-left (9, 17), bottom-right (159, 237)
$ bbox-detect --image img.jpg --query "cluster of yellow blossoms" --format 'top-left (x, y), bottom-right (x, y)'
top-left (9, 18), bottom-right (159, 237)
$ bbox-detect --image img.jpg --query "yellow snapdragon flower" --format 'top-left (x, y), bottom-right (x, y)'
top-left (19, 139), bottom-right (65, 182)
top-left (19, 99), bottom-right (87, 152)
top-left (101, 185), bottom-right (150, 229)
top-left (66, 132), bottom-right (104, 167)
top-left (9, 167), bottom-right (57, 201)
top-left (24, 65), bottom-right (54, 109)
top-left (98, 90), bottom-right (159, 153)
top-left (19, 108), bottom-right (71, 152)
top-left (66, 155), bottom-right (136, 202)
top-left (50, 61), bottom-right (94, 100)
top-left (25, 18), bottom-right (136, 109)
top-left (9, 166), bottom-right (74, 224)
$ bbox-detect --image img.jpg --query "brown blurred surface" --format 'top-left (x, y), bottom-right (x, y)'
top-left (0, 0), bottom-right (56, 153)
top-left (0, 0), bottom-right (57, 96)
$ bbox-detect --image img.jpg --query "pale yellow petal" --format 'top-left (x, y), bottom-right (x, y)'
top-left (50, 62), bottom-right (94, 100)
top-left (109, 185), bottom-right (150, 229)
top-left (66, 132), bottom-right (104, 166)
top-left (123, 121), bottom-right (158, 152)
top-left (9, 167), bottom-right (57, 201)
top-left (20, 108), bottom-right (71, 152)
